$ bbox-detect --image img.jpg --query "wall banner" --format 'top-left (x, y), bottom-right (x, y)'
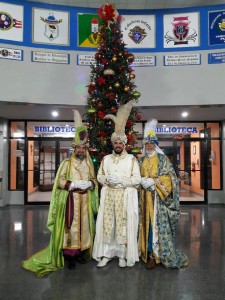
top-left (0, 2), bottom-right (23, 42)
top-left (32, 8), bottom-right (69, 46)
top-left (78, 13), bottom-right (102, 48)
top-left (209, 10), bottom-right (225, 46)
top-left (164, 12), bottom-right (200, 48)
top-left (121, 15), bottom-right (156, 48)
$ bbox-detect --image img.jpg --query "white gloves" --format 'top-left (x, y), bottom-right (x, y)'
top-left (78, 180), bottom-right (92, 190)
top-left (107, 175), bottom-right (122, 185)
top-left (141, 177), bottom-right (155, 190)
top-left (69, 180), bottom-right (92, 191)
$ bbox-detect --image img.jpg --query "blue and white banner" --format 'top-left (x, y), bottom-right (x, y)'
top-left (121, 15), bottom-right (156, 48)
top-left (0, 2), bottom-right (23, 42)
top-left (209, 10), bottom-right (225, 46)
top-left (163, 12), bottom-right (200, 48)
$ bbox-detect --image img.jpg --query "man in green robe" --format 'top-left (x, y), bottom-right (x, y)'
top-left (139, 119), bottom-right (188, 270)
top-left (22, 111), bottom-right (99, 276)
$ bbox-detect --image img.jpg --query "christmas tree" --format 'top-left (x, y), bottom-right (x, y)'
top-left (86, 3), bottom-right (141, 165)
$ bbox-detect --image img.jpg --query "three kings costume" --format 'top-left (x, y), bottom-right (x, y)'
top-left (139, 151), bottom-right (188, 268)
top-left (22, 152), bottom-right (99, 277)
top-left (93, 150), bottom-right (141, 266)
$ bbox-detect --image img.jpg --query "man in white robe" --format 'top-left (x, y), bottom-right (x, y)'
top-left (92, 101), bottom-right (141, 268)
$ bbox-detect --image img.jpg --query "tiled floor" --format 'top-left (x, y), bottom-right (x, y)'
top-left (0, 204), bottom-right (225, 300)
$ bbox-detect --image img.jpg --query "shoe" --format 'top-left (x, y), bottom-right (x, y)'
top-left (77, 256), bottom-right (88, 264)
top-left (97, 257), bottom-right (111, 268)
top-left (146, 256), bottom-right (156, 270)
top-left (119, 258), bottom-right (126, 268)
top-left (68, 256), bottom-right (76, 270)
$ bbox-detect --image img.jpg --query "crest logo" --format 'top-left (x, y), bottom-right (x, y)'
top-left (40, 12), bottom-right (63, 41)
top-left (165, 16), bottom-right (197, 45)
top-left (218, 19), bottom-right (225, 31)
top-left (128, 26), bottom-right (147, 44)
top-left (88, 17), bottom-right (101, 45)
top-left (0, 11), bottom-right (22, 31)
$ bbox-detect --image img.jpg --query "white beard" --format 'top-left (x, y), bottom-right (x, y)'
top-left (146, 149), bottom-right (156, 157)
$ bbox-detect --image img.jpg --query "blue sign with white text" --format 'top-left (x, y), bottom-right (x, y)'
top-left (208, 52), bottom-right (225, 64)
top-left (209, 10), bottom-right (225, 45)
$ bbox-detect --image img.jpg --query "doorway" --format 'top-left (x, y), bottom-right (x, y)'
top-left (160, 138), bottom-right (205, 203)
top-left (26, 138), bottom-right (72, 204)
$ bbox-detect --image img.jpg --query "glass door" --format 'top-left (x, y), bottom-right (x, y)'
top-left (27, 140), bottom-right (56, 203)
top-left (174, 139), bottom-right (205, 203)
top-left (26, 139), bottom-right (72, 204)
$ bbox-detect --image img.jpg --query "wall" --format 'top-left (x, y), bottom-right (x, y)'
top-left (0, 48), bottom-right (225, 108)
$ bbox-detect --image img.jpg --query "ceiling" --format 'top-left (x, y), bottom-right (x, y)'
top-left (1, 0), bottom-right (225, 122)
top-left (27, 0), bottom-right (225, 10)
top-left (0, 101), bottom-right (225, 122)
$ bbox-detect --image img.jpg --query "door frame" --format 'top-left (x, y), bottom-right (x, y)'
top-left (25, 137), bottom-right (72, 205)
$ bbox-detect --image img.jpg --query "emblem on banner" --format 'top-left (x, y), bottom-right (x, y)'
top-left (165, 16), bottom-right (197, 45)
top-left (40, 12), bottom-right (63, 41)
top-left (218, 19), bottom-right (225, 31)
top-left (128, 26), bottom-right (147, 44)
top-left (0, 11), bottom-right (22, 31)
top-left (0, 49), bottom-right (11, 56)
top-left (88, 17), bottom-right (101, 45)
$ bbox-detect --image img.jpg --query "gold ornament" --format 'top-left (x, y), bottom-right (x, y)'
top-left (130, 74), bottom-right (135, 79)
top-left (112, 56), bottom-right (117, 62)
top-left (103, 68), bottom-right (115, 76)
top-left (114, 82), bottom-right (120, 88)
top-left (91, 82), bottom-right (96, 86)
top-left (109, 86), bottom-right (112, 90)
top-left (124, 86), bottom-right (129, 92)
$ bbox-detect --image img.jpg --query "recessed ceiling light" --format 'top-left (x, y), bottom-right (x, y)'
top-left (181, 112), bottom-right (188, 117)
top-left (52, 111), bottom-right (59, 117)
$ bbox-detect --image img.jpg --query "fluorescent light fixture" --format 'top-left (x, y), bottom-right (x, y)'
top-left (200, 133), bottom-right (204, 138)
top-left (181, 112), bottom-right (188, 117)
top-left (14, 222), bottom-right (22, 231)
top-left (52, 111), bottom-right (59, 117)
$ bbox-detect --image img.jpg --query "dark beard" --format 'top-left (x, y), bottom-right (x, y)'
top-left (114, 148), bottom-right (123, 155)
top-left (75, 153), bottom-right (85, 160)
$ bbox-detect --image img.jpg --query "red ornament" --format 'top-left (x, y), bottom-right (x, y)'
top-left (97, 77), bottom-right (106, 86)
top-left (107, 92), bottom-right (116, 100)
top-left (98, 131), bottom-right (106, 137)
top-left (97, 111), bottom-right (106, 120)
top-left (127, 133), bottom-right (135, 144)
top-left (135, 113), bottom-right (142, 120)
top-left (98, 102), bottom-right (103, 108)
top-left (126, 120), bottom-right (133, 128)
top-left (111, 107), bottom-right (117, 113)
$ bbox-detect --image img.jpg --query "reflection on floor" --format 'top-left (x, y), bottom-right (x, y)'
top-left (28, 191), bottom-right (52, 202)
top-left (1, 204), bottom-right (225, 300)
top-left (180, 188), bottom-right (204, 202)
top-left (28, 189), bottom-right (204, 203)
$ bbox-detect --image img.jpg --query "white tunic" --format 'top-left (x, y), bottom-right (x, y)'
top-left (92, 151), bottom-right (141, 266)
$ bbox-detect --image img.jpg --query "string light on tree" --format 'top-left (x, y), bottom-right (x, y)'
top-left (85, 3), bottom-right (141, 165)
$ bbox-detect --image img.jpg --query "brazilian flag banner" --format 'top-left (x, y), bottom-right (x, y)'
top-left (78, 13), bottom-right (102, 47)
